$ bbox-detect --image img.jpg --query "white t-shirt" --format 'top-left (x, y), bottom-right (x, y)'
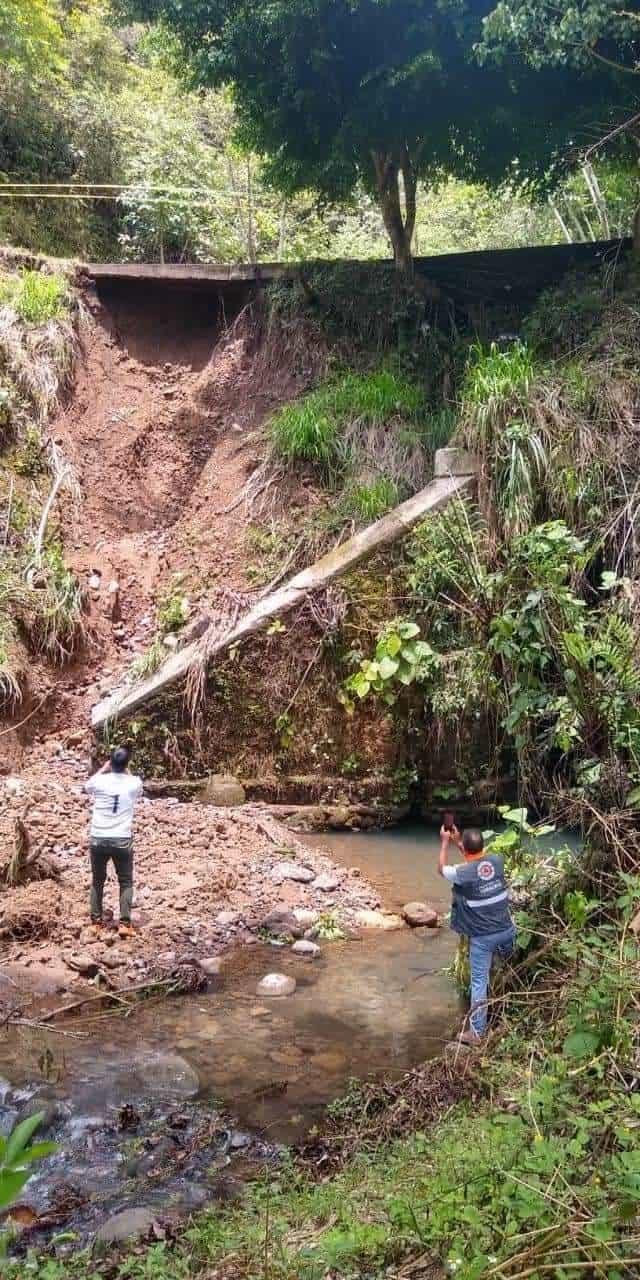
top-left (441, 865), bottom-right (461, 883)
top-left (85, 771), bottom-right (143, 839)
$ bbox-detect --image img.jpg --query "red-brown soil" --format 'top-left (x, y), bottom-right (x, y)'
top-left (0, 282), bottom-right (380, 1000)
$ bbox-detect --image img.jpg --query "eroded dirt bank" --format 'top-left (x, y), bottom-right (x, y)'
top-left (1, 280), bottom-right (382, 999)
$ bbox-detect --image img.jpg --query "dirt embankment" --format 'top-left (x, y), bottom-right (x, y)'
top-left (1, 279), bottom-right (382, 999)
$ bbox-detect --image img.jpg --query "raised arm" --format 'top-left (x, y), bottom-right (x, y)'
top-left (438, 825), bottom-right (451, 877)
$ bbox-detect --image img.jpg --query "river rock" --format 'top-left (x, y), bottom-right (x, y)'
top-left (256, 973), bottom-right (297, 997)
top-left (354, 909), bottom-right (405, 931)
top-left (94, 1206), bottom-right (158, 1247)
top-left (129, 1051), bottom-right (200, 1097)
top-left (291, 940), bottom-right (321, 959)
top-left (312, 872), bottom-right (339, 892)
top-left (216, 910), bottom-right (239, 926)
top-left (260, 909), bottom-right (303, 938)
top-left (270, 861), bottom-right (315, 885)
top-left (402, 902), bottom-right (439, 928)
top-left (199, 774), bottom-right (246, 807)
top-left (293, 908), bottom-right (319, 927)
top-left (63, 951), bottom-right (101, 977)
top-left (198, 956), bottom-right (223, 977)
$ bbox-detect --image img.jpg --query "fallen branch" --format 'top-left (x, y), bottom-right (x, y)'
top-left (38, 967), bottom-right (205, 1023)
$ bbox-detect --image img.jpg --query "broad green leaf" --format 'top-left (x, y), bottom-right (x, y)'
top-left (0, 1169), bottom-right (29, 1209)
top-left (398, 622), bottom-right (420, 639)
top-left (385, 633), bottom-right (402, 657)
top-left (397, 667), bottom-right (416, 686)
top-left (500, 807), bottom-right (528, 827)
top-left (377, 655), bottom-right (399, 681)
top-left (4, 1112), bottom-right (44, 1167)
top-left (17, 1141), bottom-right (58, 1165)
top-left (562, 1029), bottom-right (600, 1059)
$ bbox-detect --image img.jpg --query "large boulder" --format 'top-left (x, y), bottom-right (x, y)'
top-left (256, 973), bottom-right (296, 997)
top-left (199, 774), bottom-right (246, 807)
top-left (402, 902), bottom-right (439, 928)
top-left (94, 1206), bottom-right (158, 1247)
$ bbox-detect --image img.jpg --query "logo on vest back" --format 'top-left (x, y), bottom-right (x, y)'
top-left (477, 861), bottom-right (495, 881)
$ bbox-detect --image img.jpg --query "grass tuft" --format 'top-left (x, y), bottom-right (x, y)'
top-left (0, 270), bottom-right (69, 325)
top-left (270, 368), bottom-right (448, 500)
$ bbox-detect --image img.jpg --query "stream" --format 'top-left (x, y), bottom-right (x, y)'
top-left (0, 825), bottom-right (460, 1247)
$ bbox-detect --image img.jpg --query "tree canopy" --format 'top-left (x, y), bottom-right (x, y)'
top-left (482, 0), bottom-right (640, 74)
top-left (127, 0), bottom-right (626, 268)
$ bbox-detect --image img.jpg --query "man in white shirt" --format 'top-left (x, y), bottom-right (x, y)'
top-left (84, 747), bottom-right (143, 935)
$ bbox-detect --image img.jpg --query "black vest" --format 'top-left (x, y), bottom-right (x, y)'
top-left (450, 853), bottom-right (513, 938)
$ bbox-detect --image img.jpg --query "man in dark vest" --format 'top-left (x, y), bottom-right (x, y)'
top-left (439, 824), bottom-right (516, 1043)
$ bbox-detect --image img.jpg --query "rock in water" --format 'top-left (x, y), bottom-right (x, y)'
top-left (260, 908), bottom-right (303, 939)
top-left (270, 861), bottom-right (315, 884)
top-left (256, 973), bottom-right (296, 997)
top-left (126, 1051), bottom-right (200, 1097)
top-left (354, 909), bottom-right (405, 931)
top-left (94, 1206), bottom-right (158, 1247)
top-left (198, 956), bottom-right (223, 977)
top-left (291, 940), bottom-right (321, 959)
top-left (199, 774), bottom-right (246, 806)
top-left (402, 902), bottom-right (439, 928)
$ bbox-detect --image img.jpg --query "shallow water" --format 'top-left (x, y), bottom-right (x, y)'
top-left (0, 824), bottom-right (459, 1236)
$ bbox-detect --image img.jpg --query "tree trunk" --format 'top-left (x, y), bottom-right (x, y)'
top-left (371, 147), bottom-right (417, 273)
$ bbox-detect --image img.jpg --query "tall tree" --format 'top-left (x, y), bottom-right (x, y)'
top-left (125, 0), bottom-right (623, 271)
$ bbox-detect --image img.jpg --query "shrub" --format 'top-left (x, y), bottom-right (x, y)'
top-left (157, 587), bottom-right (190, 635)
top-left (0, 271), bottom-right (69, 325)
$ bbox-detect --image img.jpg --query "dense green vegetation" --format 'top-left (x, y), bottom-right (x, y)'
top-left (1, 2), bottom-right (637, 264)
top-left (125, 0), bottom-right (629, 270)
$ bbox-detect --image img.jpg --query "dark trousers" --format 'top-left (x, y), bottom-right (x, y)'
top-left (90, 838), bottom-right (134, 922)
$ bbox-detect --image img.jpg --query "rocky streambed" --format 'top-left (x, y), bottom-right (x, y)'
top-left (0, 824), bottom-right (459, 1256)
top-left (0, 752), bottom-right (391, 1001)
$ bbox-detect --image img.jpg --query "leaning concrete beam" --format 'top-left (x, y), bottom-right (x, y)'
top-left (91, 453), bottom-right (476, 730)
